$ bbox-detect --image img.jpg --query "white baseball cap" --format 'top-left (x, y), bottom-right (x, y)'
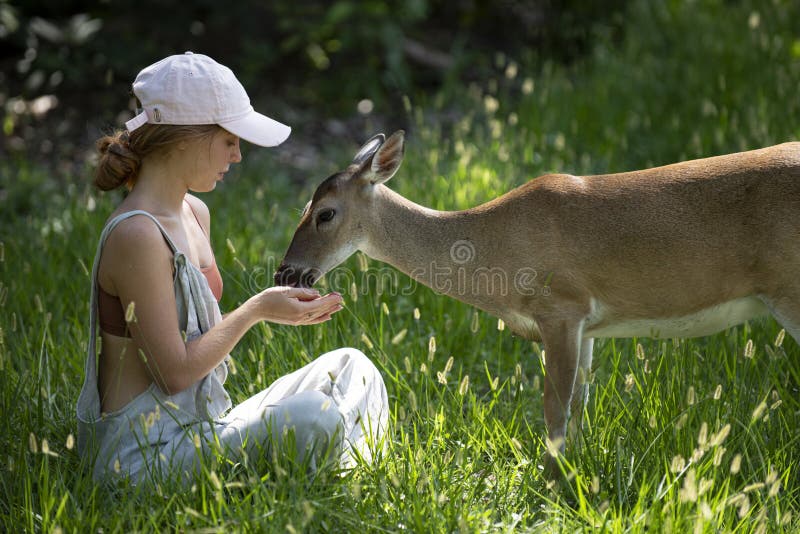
top-left (125, 52), bottom-right (291, 147)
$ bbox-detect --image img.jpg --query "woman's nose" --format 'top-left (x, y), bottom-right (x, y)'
top-left (231, 144), bottom-right (242, 163)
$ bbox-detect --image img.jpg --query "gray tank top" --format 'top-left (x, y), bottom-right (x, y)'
top-left (76, 210), bottom-right (232, 479)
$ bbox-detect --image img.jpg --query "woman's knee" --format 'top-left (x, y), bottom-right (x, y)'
top-left (276, 390), bottom-right (343, 445)
top-left (319, 347), bottom-right (380, 377)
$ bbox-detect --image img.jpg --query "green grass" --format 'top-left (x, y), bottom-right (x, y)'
top-left (2, 0), bottom-right (800, 531)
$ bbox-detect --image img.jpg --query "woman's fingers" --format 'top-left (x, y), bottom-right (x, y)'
top-left (297, 302), bottom-right (344, 324)
top-left (304, 306), bottom-right (344, 325)
top-left (281, 286), bottom-right (321, 300)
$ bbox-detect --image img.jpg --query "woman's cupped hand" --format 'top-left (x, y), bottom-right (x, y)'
top-left (253, 286), bottom-right (344, 325)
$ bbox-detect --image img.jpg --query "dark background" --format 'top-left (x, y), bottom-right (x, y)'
top-left (0, 0), bottom-right (627, 176)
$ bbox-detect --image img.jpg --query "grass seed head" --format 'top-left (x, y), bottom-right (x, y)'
top-left (391, 329), bottom-right (408, 345)
top-left (546, 437), bottom-right (564, 458)
top-left (360, 333), bottom-right (374, 350)
top-left (698, 422), bottom-right (708, 448)
top-left (678, 468), bottom-right (697, 503)
top-left (484, 95), bottom-right (499, 114)
top-left (744, 339), bottom-right (755, 359)
top-left (751, 401), bottom-right (767, 421)
top-left (505, 62), bottom-right (518, 79)
top-left (125, 301), bottom-right (136, 323)
top-left (670, 455), bottom-right (685, 473)
top-left (676, 413), bottom-right (688, 430)
top-left (730, 453), bottom-right (742, 474)
top-left (775, 329), bottom-right (785, 347)
top-left (459, 374), bottom-right (470, 396)
top-left (710, 423), bottom-right (731, 447)
top-left (357, 252), bottom-right (369, 272)
top-left (209, 470), bottom-right (222, 491)
top-left (766, 468), bottom-right (778, 485)
top-left (624, 373), bottom-right (635, 393)
top-left (713, 446), bottom-right (726, 467)
top-left (522, 78), bottom-right (535, 95)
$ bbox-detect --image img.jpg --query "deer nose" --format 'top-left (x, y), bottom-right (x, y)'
top-left (274, 264), bottom-right (320, 288)
top-left (274, 264), bottom-right (297, 286)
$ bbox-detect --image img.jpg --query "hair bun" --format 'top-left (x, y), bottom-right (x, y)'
top-left (94, 132), bottom-right (141, 191)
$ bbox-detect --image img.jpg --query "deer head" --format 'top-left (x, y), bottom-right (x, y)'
top-left (274, 130), bottom-right (406, 287)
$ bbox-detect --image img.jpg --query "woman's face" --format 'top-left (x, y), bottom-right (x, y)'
top-left (186, 129), bottom-right (242, 192)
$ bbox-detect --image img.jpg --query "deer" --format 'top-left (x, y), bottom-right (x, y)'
top-left (274, 130), bottom-right (800, 478)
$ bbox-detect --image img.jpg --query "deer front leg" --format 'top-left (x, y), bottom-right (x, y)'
top-left (539, 318), bottom-right (583, 481)
top-left (568, 337), bottom-right (594, 444)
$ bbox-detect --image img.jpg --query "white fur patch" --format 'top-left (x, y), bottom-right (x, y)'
top-left (585, 297), bottom-right (769, 339)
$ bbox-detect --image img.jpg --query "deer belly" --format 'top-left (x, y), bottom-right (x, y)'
top-left (584, 297), bottom-right (769, 339)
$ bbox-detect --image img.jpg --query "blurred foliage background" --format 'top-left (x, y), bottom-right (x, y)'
top-left (0, 0), bottom-right (628, 176)
top-left (1, 0), bottom-right (800, 204)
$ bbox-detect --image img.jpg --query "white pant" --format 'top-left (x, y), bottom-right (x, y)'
top-left (149, 348), bottom-right (388, 481)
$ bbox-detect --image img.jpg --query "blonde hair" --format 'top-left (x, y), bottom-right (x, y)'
top-left (94, 123), bottom-right (223, 191)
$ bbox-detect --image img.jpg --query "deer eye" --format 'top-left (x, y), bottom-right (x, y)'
top-left (317, 208), bottom-right (336, 223)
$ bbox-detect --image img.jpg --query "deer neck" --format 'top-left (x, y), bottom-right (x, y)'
top-left (361, 185), bottom-right (496, 305)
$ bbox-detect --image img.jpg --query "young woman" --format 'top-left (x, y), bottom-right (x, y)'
top-left (76, 52), bottom-right (388, 484)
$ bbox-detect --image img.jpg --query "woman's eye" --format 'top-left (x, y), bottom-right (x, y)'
top-left (318, 209), bottom-right (335, 223)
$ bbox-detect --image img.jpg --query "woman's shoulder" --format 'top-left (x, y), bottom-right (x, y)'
top-left (98, 212), bottom-right (173, 293)
top-left (184, 193), bottom-right (211, 233)
top-left (104, 213), bottom-right (170, 254)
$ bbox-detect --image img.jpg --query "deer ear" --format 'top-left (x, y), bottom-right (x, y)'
top-left (368, 130), bottom-right (405, 185)
top-left (352, 133), bottom-right (385, 165)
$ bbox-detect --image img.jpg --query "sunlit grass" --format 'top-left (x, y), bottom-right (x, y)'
top-left (3, 0), bottom-right (800, 530)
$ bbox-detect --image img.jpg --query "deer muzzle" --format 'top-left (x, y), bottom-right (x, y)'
top-left (273, 263), bottom-right (320, 288)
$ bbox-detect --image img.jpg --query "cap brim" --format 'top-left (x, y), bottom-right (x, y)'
top-left (219, 111), bottom-right (291, 147)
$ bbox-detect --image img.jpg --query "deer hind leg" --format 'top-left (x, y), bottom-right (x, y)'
top-left (568, 337), bottom-right (594, 445)
top-left (540, 319), bottom-right (583, 479)
top-left (760, 293), bottom-right (800, 345)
